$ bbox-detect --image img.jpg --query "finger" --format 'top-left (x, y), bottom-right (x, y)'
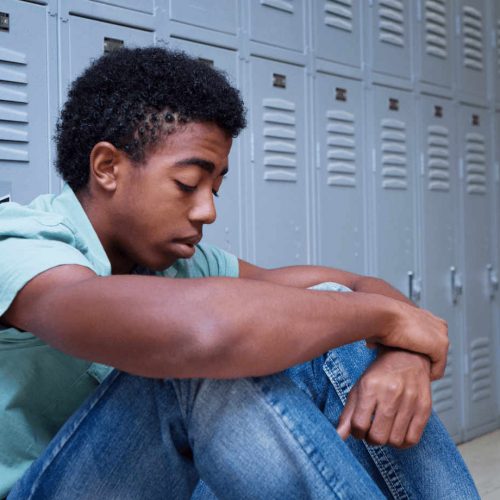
top-left (401, 404), bottom-right (432, 448)
top-left (365, 341), bottom-right (377, 349)
top-left (366, 402), bottom-right (398, 446)
top-left (429, 355), bottom-right (446, 381)
top-left (336, 389), bottom-right (358, 440)
top-left (349, 392), bottom-right (377, 441)
top-left (387, 395), bottom-right (415, 448)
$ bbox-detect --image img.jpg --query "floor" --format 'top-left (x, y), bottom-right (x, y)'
top-left (458, 429), bottom-right (500, 499)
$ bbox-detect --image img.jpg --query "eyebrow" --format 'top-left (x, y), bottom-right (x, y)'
top-left (174, 157), bottom-right (228, 176)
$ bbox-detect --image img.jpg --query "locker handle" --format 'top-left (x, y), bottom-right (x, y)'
top-left (487, 264), bottom-right (499, 299)
top-left (450, 266), bottom-right (463, 305)
top-left (0, 12), bottom-right (9, 32)
top-left (408, 271), bottom-right (421, 303)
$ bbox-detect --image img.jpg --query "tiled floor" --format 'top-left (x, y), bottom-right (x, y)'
top-left (458, 429), bottom-right (500, 499)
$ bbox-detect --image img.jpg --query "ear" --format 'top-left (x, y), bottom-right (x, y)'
top-left (89, 142), bottom-right (125, 192)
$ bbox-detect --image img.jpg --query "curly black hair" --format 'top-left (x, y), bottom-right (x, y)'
top-left (55, 46), bottom-right (246, 191)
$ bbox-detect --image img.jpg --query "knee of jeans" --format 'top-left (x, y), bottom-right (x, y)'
top-left (308, 282), bottom-right (353, 293)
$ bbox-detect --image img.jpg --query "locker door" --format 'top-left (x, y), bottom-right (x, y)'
top-left (371, 87), bottom-right (416, 295)
top-left (460, 105), bottom-right (497, 436)
top-left (420, 96), bottom-right (462, 440)
top-left (168, 38), bottom-right (242, 255)
top-left (169, 0), bottom-right (238, 34)
top-left (457, 0), bottom-right (487, 97)
top-left (315, 74), bottom-right (365, 273)
top-left (250, 58), bottom-right (307, 267)
top-left (249, 0), bottom-right (305, 53)
top-left (419, 0), bottom-right (453, 88)
top-left (313, 0), bottom-right (362, 68)
top-left (0, 1), bottom-right (50, 203)
top-left (370, 0), bottom-right (412, 80)
top-left (67, 16), bottom-right (154, 84)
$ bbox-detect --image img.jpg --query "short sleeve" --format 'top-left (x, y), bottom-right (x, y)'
top-left (0, 214), bottom-right (92, 315)
top-left (169, 243), bottom-right (239, 278)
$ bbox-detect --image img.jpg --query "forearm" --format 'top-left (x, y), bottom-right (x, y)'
top-left (29, 274), bottom-right (398, 379)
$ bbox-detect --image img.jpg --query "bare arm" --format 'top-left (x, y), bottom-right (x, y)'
top-left (1, 264), bottom-right (446, 380)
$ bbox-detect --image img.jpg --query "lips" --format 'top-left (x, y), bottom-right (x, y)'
top-left (174, 234), bottom-right (202, 246)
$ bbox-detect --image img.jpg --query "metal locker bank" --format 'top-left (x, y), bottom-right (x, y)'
top-left (1, 0), bottom-right (500, 445)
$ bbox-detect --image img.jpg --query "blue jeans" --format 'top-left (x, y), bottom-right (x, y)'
top-left (8, 285), bottom-right (479, 499)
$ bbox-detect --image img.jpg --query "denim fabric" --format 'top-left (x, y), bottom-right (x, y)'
top-left (8, 283), bottom-right (479, 499)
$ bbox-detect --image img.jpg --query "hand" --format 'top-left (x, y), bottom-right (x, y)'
top-left (368, 299), bottom-right (449, 380)
top-left (336, 348), bottom-right (432, 448)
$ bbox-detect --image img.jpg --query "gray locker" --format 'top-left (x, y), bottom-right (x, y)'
top-left (493, 0), bottom-right (500, 105)
top-left (370, 86), bottom-right (416, 295)
top-left (313, 0), bottom-right (362, 68)
top-left (419, 0), bottom-right (453, 88)
top-left (249, 0), bottom-right (305, 53)
top-left (315, 74), bottom-right (365, 274)
top-left (370, 0), bottom-right (412, 80)
top-left (249, 57), bottom-right (308, 267)
top-left (0, 0), bottom-right (51, 203)
top-left (90, 0), bottom-right (155, 14)
top-left (459, 105), bottom-right (497, 438)
top-left (169, 0), bottom-right (238, 35)
top-left (65, 16), bottom-right (155, 85)
top-left (168, 38), bottom-right (242, 256)
top-left (457, 0), bottom-right (487, 97)
top-left (419, 96), bottom-right (462, 440)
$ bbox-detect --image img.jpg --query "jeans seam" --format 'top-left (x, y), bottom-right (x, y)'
top-left (323, 353), bottom-right (410, 500)
top-left (247, 377), bottom-right (348, 499)
top-left (23, 370), bottom-right (122, 499)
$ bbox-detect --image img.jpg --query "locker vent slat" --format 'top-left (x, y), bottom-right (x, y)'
top-left (263, 98), bottom-right (297, 183)
top-left (260, 0), bottom-right (294, 14)
top-left (427, 125), bottom-right (450, 192)
top-left (432, 345), bottom-right (454, 413)
top-left (381, 118), bottom-right (407, 190)
top-left (470, 338), bottom-right (492, 402)
top-left (425, 0), bottom-right (448, 59)
top-left (465, 132), bottom-right (487, 194)
top-left (326, 110), bottom-right (356, 187)
top-left (324, 0), bottom-right (353, 32)
top-left (462, 6), bottom-right (484, 71)
top-left (0, 48), bottom-right (29, 163)
top-left (378, 0), bottom-right (405, 47)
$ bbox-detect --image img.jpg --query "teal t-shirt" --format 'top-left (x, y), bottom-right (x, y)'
top-left (0, 184), bottom-right (239, 496)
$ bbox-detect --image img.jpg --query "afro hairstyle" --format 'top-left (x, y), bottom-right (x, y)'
top-left (55, 46), bottom-right (246, 191)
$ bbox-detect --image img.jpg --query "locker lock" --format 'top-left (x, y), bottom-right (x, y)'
top-left (389, 98), bottom-right (399, 111)
top-left (0, 12), bottom-right (9, 31)
top-left (104, 37), bottom-right (124, 54)
top-left (272, 73), bottom-right (287, 89)
top-left (472, 114), bottom-right (480, 126)
top-left (408, 271), bottom-right (421, 303)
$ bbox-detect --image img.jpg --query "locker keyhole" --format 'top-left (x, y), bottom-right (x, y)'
top-left (472, 114), bottom-right (480, 126)
top-left (104, 37), bottom-right (124, 54)
top-left (434, 105), bottom-right (443, 118)
top-left (335, 88), bottom-right (347, 102)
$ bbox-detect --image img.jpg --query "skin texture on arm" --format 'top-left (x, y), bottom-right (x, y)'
top-left (239, 259), bottom-right (437, 448)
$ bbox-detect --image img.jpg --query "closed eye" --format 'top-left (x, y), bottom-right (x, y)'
top-left (176, 181), bottom-right (197, 193)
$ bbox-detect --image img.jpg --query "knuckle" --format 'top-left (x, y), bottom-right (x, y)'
top-left (367, 431), bottom-right (387, 447)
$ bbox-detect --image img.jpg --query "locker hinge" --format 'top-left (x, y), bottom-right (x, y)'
top-left (463, 353), bottom-right (469, 376)
top-left (416, 0), bottom-right (422, 22)
top-left (459, 157), bottom-right (464, 180)
top-left (492, 29), bottom-right (497, 49)
top-left (420, 152), bottom-right (425, 176)
top-left (371, 148), bottom-right (377, 172)
top-left (455, 14), bottom-right (461, 36)
top-left (495, 162), bottom-right (500, 183)
top-left (315, 142), bottom-right (321, 169)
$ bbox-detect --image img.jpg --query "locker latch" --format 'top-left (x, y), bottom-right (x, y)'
top-left (104, 37), bottom-right (124, 54)
top-left (472, 114), bottom-right (480, 126)
top-left (198, 57), bottom-right (214, 67)
top-left (0, 12), bottom-right (9, 32)
top-left (0, 194), bottom-right (11, 204)
top-left (272, 73), bottom-right (286, 89)
top-left (434, 105), bottom-right (443, 118)
top-left (450, 266), bottom-right (463, 305)
top-left (408, 271), bottom-right (421, 303)
top-left (487, 264), bottom-right (499, 299)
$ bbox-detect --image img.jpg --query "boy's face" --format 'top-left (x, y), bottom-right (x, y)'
top-left (107, 122), bottom-right (231, 272)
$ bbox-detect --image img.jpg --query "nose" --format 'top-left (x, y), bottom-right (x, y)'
top-left (188, 190), bottom-right (217, 225)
